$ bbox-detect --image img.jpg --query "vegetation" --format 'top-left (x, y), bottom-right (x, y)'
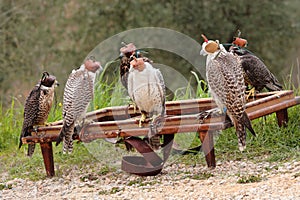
top-left (237, 174), bottom-right (262, 184)
top-left (1, 0), bottom-right (300, 107)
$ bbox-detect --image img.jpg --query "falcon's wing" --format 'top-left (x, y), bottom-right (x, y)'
top-left (127, 66), bottom-right (135, 102)
top-left (20, 85), bottom-right (41, 146)
top-left (240, 54), bottom-right (282, 91)
top-left (154, 68), bottom-right (166, 111)
top-left (63, 70), bottom-right (93, 126)
top-left (120, 56), bottom-right (130, 89)
top-left (207, 53), bottom-right (245, 115)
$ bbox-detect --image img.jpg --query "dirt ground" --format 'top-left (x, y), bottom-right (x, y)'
top-left (1, 160), bottom-right (299, 199)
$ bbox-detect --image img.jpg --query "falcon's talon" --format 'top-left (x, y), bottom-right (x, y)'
top-left (127, 101), bottom-right (137, 113)
top-left (197, 108), bottom-right (224, 123)
top-left (245, 87), bottom-right (256, 100)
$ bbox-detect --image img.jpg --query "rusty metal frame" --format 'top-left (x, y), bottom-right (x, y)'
top-left (22, 90), bottom-right (300, 177)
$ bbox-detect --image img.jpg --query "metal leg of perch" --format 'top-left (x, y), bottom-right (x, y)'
top-left (276, 108), bottom-right (288, 127)
top-left (40, 142), bottom-right (55, 177)
top-left (199, 131), bottom-right (216, 168)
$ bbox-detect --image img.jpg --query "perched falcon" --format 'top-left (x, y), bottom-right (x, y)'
top-left (119, 42), bottom-right (152, 90)
top-left (199, 34), bottom-right (256, 151)
top-left (230, 37), bottom-right (282, 96)
top-left (56, 58), bottom-right (102, 154)
top-left (128, 57), bottom-right (165, 149)
top-left (19, 72), bottom-right (58, 157)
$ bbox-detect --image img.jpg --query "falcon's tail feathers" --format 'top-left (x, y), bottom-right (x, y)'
top-left (148, 121), bottom-right (161, 150)
top-left (18, 136), bottom-right (23, 149)
top-left (234, 112), bottom-right (256, 152)
top-left (56, 122), bottom-right (74, 146)
top-left (265, 82), bottom-right (283, 91)
top-left (235, 122), bottom-right (247, 152)
top-left (265, 73), bottom-right (283, 91)
top-left (19, 126), bottom-right (30, 149)
top-left (240, 112), bottom-right (256, 137)
top-left (27, 144), bottom-right (35, 157)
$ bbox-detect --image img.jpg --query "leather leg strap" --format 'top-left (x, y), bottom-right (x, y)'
top-left (121, 134), bottom-right (174, 176)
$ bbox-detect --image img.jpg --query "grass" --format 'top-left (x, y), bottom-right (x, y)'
top-left (237, 174), bottom-right (262, 184)
top-left (0, 67), bottom-right (299, 182)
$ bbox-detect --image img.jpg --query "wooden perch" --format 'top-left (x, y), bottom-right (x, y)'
top-left (21, 90), bottom-right (300, 177)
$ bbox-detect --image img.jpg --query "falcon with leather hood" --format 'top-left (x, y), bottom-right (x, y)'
top-left (127, 55), bottom-right (165, 150)
top-left (230, 33), bottom-right (282, 97)
top-left (56, 58), bottom-right (102, 154)
top-left (199, 34), bottom-right (256, 151)
top-left (19, 72), bottom-right (58, 157)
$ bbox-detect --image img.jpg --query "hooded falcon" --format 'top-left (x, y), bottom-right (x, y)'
top-left (127, 57), bottom-right (165, 149)
top-left (230, 37), bottom-right (282, 96)
top-left (19, 72), bottom-right (58, 157)
top-left (119, 42), bottom-right (153, 90)
top-left (200, 34), bottom-right (256, 151)
top-left (56, 58), bottom-right (102, 154)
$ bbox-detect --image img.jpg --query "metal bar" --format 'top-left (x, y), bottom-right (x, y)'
top-left (22, 95), bottom-right (300, 144)
top-left (276, 109), bottom-right (288, 127)
top-left (49, 91), bottom-right (294, 126)
top-left (40, 142), bottom-right (55, 177)
top-left (199, 131), bottom-right (216, 168)
top-left (248, 96), bottom-right (300, 120)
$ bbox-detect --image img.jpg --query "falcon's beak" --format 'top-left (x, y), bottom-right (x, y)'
top-left (55, 80), bottom-right (59, 87)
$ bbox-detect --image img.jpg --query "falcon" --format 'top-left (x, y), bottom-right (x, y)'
top-left (230, 37), bottom-right (282, 97)
top-left (19, 72), bottom-right (58, 157)
top-left (199, 34), bottom-right (256, 151)
top-left (127, 56), bottom-right (165, 149)
top-left (56, 58), bottom-right (102, 154)
top-left (119, 42), bottom-right (152, 90)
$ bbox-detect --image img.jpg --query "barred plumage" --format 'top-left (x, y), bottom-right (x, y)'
top-left (200, 35), bottom-right (256, 151)
top-left (56, 58), bottom-right (102, 154)
top-left (19, 72), bottom-right (58, 157)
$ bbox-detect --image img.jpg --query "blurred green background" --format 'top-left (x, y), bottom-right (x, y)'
top-left (1, 0), bottom-right (300, 108)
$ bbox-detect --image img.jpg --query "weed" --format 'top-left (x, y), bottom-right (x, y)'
top-left (110, 186), bottom-right (123, 194)
top-left (98, 165), bottom-right (110, 175)
top-left (0, 184), bottom-right (12, 190)
top-left (294, 172), bottom-right (300, 178)
top-left (80, 174), bottom-right (98, 182)
top-left (237, 175), bottom-right (262, 184)
top-left (189, 172), bottom-right (214, 180)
